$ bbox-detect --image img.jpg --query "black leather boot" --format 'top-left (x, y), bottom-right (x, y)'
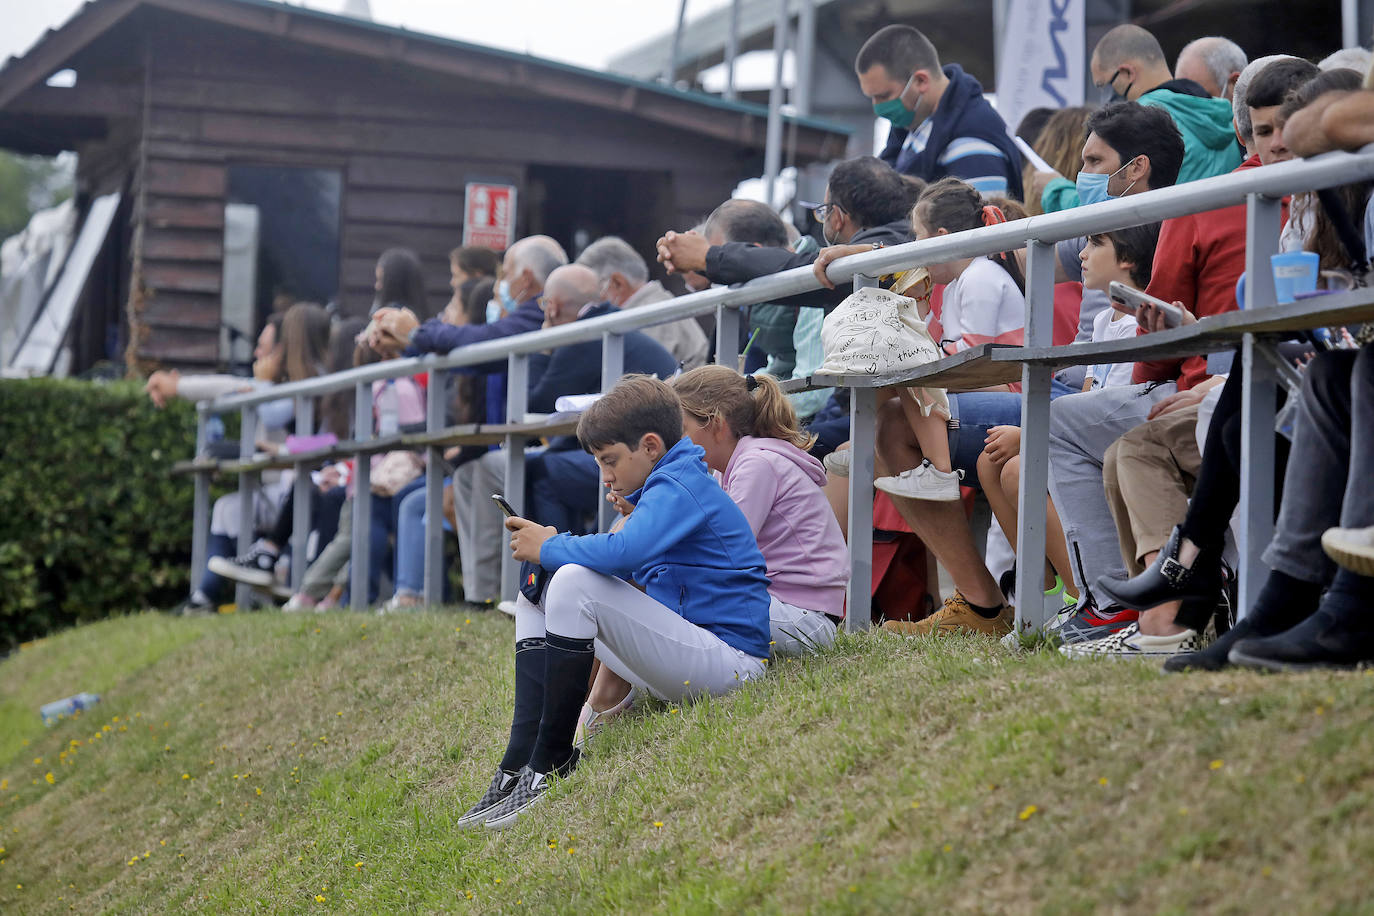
top-left (1164, 571), bottom-right (1324, 673)
top-left (1229, 605), bottom-right (1374, 671)
top-left (1094, 526), bottom-right (1220, 611)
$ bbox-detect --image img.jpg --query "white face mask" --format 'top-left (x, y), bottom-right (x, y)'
top-left (485, 297), bottom-right (503, 324)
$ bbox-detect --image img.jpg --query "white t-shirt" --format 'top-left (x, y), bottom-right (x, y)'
top-left (937, 256), bottom-right (1025, 353)
top-left (1086, 308), bottom-right (1139, 389)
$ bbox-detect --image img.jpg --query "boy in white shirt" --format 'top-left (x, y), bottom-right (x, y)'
top-left (1077, 224), bottom-right (1162, 391)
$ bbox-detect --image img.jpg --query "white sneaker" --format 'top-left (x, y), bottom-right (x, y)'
top-left (1059, 622), bottom-right (1204, 659)
top-left (282, 594), bottom-right (317, 614)
top-left (874, 460), bottom-right (963, 501)
top-left (497, 600), bottom-right (519, 617)
top-left (377, 594), bottom-right (423, 615)
top-left (822, 448), bottom-right (851, 478)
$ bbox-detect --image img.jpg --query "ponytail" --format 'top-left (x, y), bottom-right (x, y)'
top-left (915, 177), bottom-right (1026, 293)
top-left (672, 365), bottom-right (815, 451)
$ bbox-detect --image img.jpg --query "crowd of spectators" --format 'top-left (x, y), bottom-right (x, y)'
top-left (149, 20), bottom-right (1374, 826)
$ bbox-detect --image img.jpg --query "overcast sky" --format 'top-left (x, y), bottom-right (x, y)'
top-left (3, 0), bottom-right (728, 72)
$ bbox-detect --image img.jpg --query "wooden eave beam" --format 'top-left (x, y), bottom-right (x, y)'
top-left (0, 0), bottom-right (142, 110)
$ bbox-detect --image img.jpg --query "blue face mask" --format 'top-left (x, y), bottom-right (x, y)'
top-left (1075, 171), bottom-right (1111, 206)
top-left (485, 297), bottom-right (503, 324)
top-left (496, 278), bottom-right (519, 312)
top-left (1075, 158), bottom-right (1138, 206)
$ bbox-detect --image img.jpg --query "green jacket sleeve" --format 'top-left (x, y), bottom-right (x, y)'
top-left (1041, 177), bottom-right (1079, 214)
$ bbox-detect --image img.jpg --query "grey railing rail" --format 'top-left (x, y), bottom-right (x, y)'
top-left (190, 144), bottom-right (1374, 624)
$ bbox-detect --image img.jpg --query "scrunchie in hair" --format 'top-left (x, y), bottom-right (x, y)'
top-left (981, 204), bottom-right (1007, 227)
top-left (745, 374), bottom-right (759, 392)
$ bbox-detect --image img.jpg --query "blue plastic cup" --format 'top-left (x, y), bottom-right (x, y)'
top-left (1270, 251), bottom-right (1320, 304)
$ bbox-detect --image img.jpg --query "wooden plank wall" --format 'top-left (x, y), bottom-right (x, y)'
top-left (124, 18), bottom-right (765, 367)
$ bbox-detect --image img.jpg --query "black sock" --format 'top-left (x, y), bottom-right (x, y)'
top-left (967, 598), bottom-right (1005, 619)
top-left (497, 637), bottom-right (546, 774)
top-left (526, 632), bottom-right (595, 775)
top-left (1248, 570), bottom-right (1324, 635)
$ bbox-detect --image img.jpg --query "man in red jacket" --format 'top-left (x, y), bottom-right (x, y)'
top-left (1047, 58), bottom-right (1310, 644)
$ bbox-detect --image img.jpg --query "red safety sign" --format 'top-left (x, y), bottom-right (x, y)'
top-left (463, 182), bottom-right (517, 251)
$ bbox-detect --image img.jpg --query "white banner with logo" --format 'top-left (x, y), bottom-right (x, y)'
top-left (995, 0), bottom-right (1085, 137)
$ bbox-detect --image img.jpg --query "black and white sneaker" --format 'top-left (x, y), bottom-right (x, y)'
top-left (457, 767), bottom-right (520, 828)
top-left (483, 749), bottom-right (579, 830)
top-left (208, 540), bottom-right (279, 588)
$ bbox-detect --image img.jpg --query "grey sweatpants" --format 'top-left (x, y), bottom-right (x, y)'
top-left (452, 450), bottom-right (507, 603)
top-left (1047, 381), bottom-right (1177, 597)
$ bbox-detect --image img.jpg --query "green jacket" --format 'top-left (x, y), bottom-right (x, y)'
top-left (1039, 86), bottom-right (1243, 213)
top-left (1137, 87), bottom-right (1243, 185)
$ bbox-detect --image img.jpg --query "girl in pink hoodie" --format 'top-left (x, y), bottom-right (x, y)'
top-left (575, 367), bottom-right (851, 745)
top-left (673, 366), bottom-right (850, 656)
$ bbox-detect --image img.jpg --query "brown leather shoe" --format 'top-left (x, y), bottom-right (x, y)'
top-left (881, 590), bottom-right (1014, 638)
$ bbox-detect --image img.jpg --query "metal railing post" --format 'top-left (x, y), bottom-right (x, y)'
top-left (290, 395), bottom-right (313, 593)
top-left (501, 353), bottom-right (529, 601)
top-left (1237, 193), bottom-right (1283, 618)
top-left (350, 380), bottom-right (373, 611)
top-left (598, 332), bottom-right (625, 532)
top-left (234, 405), bottom-right (258, 610)
top-left (191, 408), bottom-right (210, 596)
top-left (423, 370), bottom-right (447, 606)
top-left (1014, 240), bottom-right (1056, 632)
top-left (716, 304), bottom-right (741, 368)
top-left (845, 273), bottom-right (877, 632)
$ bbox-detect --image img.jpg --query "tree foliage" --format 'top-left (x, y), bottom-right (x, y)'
top-left (0, 151), bottom-right (73, 243)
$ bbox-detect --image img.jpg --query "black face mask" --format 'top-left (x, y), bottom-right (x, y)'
top-left (1101, 67), bottom-right (1133, 104)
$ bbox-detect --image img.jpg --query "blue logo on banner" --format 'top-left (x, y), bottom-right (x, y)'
top-left (1040, 0), bottom-right (1072, 106)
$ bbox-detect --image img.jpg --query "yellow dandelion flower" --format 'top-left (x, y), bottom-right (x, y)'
top-left (567, 847), bottom-right (576, 854)
top-left (848, 885), bottom-right (857, 893)
top-left (31, 758), bottom-right (41, 766)
top-left (669, 708), bottom-right (679, 715)
top-left (1098, 777), bottom-right (1109, 786)
top-left (465, 618), bottom-right (472, 624)
top-left (113, 716), bottom-right (120, 722)
top-left (910, 801), bottom-right (920, 809)
top-left (1208, 759), bottom-right (1223, 770)
top-left (102, 725), bottom-right (110, 733)
top-left (354, 861), bottom-right (364, 868)
top-left (1, 780), bottom-right (6, 790)
top-left (1262, 866), bottom-right (1273, 877)
top-left (683, 680), bottom-right (690, 686)
top-left (1295, 774), bottom-right (1306, 783)
top-left (15, 883), bottom-right (20, 890)
top-left (494, 878), bottom-right (502, 884)
top-left (1315, 706), bottom-right (1325, 716)
top-left (653, 821), bottom-right (664, 828)
top-left (336, 712), bottom-right (343, 717)
top-left (44, 772), bottom-right (54, 785)
top-left (942, 844), bottom-right (952, 853)
top-left (256, 787), bottom-right (263, 797)
top-left (160, 840), bottom-right (166, 846)
top-left (1018, 805), bottom-right (1038, 821)
top-left (465, 891), bottom-right (474, 899)
top-left (127, 858), bottom-right (139, 866)
top-left (182, 773), bottom-right (190, 780)
top-left (315, 894), bottom-right (326, 903)
top-left (314, 628), bottom-right (321, 633)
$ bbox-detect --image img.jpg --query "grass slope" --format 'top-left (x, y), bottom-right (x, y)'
top-left (2, 610), bottom-right (1373, 914)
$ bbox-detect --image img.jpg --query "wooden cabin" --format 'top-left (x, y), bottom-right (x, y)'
top-left (0, 0), bottom-right (849, 373)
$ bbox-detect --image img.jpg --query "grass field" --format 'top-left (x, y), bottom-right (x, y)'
top-left (2, 608), bottom-right (1373, 914)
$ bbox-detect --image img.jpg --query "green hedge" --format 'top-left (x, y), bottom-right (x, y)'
top-left (0, 379), bottom-right (198, 648)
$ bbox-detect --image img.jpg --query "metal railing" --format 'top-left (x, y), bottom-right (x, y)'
top-left (192, 145), bottom-right (1374, 627)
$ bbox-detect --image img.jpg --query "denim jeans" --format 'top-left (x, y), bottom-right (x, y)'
top-left (393, 477), bottom-right (451, 597)
top-left (948, 378), bottom-right (1077, 489)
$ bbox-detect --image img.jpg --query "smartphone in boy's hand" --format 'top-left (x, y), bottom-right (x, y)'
top-left (1108, 281), bottom-right (1186, 328)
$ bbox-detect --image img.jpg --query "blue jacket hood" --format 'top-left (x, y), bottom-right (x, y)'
top-left (539, 436), bottom-right (773, 658)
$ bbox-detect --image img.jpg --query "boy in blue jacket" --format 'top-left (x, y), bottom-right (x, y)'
top-left (461, 375), bottom-right (772, 830)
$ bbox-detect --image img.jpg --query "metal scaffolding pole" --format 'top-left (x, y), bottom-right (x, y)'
top-left (795, 0), bottom-right (815, 116)
top-left (724, 0), bottom-right (741, 100)
top-left (666, 0), bottom-right (689, 85)
top-left (762, 0), bottom-right (788, 207)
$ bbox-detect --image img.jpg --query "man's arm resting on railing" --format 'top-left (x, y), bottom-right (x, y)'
top-left (1284, 90), bottom-right (1374, 158)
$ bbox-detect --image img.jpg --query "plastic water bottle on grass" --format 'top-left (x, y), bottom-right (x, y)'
top-left (40, 692), bottom-right (100, 726)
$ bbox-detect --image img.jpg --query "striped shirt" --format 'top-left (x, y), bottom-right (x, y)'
top-left (900, 119), bottom-right (1012, 197)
